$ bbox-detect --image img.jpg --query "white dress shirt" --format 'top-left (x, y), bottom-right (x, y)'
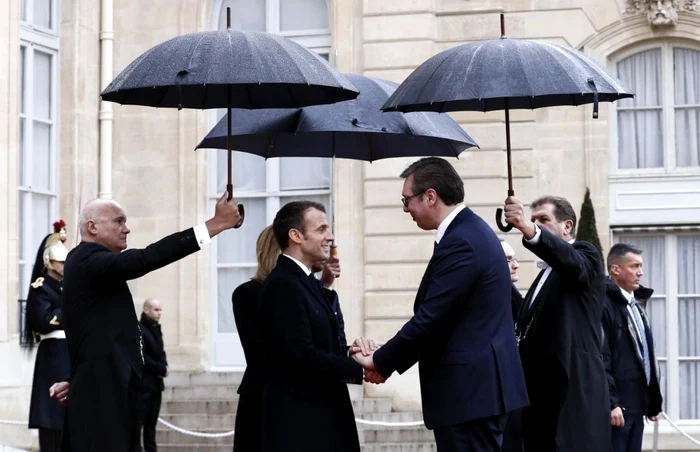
top-left (282, 254), bottom-right (312, 275)
top-left (193, 223), bottom-right (212, 247)
top-left (435, 204), bottom-right (466, 244)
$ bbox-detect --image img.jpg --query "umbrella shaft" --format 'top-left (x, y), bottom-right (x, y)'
top-left (504, 102), bottom-right (514, 195)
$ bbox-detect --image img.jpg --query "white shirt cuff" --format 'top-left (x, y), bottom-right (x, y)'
top-left (193, 223), bottom-right (212, 248)
top-left (525, 224), bottom-right (542, 245)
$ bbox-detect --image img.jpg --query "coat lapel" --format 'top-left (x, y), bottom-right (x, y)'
top-left (278, 255), bottom-right (335, 324)
top-left (625, 306), bottom-right (645, 366)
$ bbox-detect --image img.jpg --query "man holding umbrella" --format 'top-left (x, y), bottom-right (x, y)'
top-left (503, 195), bottom-right (610, 452)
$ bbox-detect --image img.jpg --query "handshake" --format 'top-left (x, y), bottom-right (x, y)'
top-left (349, 337), bottom-right (388, 384)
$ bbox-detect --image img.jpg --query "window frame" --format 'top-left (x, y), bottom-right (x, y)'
top-left (609, 40), bottom-right (700, 179)
top-left (18, 3), bottom-right (60, 298)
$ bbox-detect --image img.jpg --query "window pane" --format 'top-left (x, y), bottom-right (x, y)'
top-left (675, 107), bottom-right (700, 167)
top-left (19, 193), bottom-right (26, 262)
top-left (678, 235), bottom-right (700, 294)
top-left (280, 0), bottom-right (328, 31)
top-left (20, 46), bottom-right (26, 114)
top-left (217, 198), bottom-right (267, 264)
top-left (31, 194), bottom-right (52, 256)
top-left (280, 157), bottom-right (330, 190)
top-left (218, 267), bottom-right (255, 333)
top-left (33, 50), bottom-right (52, 120)
top-left (679, 297), bottom-right (700, 358)
top-left (618, 110), bottom-right (663, 168)
top-left (219, 0), bottom-right (265, 32)
top-left (32, 121), bottom-right (52, 191)
top-left (680, 360), bottom-right (700, 419)
top-left (658, 360), bottom-right (667, 413)
top-left (33, 0), bottom-right (52, 29)
top-left (19, 119), bottom-right (26, 185)
top-left (214, 151), bottom-right (266, 194)
top-left (617, 49), bottom-right (662, 108)
top-left (21, 0), bottom-right (27, 21)
top-left (674, 48), bottom-right (700, 106)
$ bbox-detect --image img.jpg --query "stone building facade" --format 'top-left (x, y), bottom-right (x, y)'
top-left (1, 0), bottom-right (699, 448)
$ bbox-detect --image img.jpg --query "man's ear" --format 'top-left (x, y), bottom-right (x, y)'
top-left (609, 263), bottom-right (620, 277)
top-left (288, 229), bottom-right (303, 245)
top-left (86, 220), bottom-right (98, 235)
top-left (564, 219), bottom-right (574, 235)
top-left (425, 188), bottom-right (437, 206)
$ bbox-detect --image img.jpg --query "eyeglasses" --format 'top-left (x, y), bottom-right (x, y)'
top-left (507, 257), bottom-right (518, 265)
top-left (401, 191), bottom-right (426, 207)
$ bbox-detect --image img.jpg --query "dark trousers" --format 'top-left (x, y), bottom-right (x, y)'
top-left (612, 414), bottom-right (645, 452)
top-left (127, 373), bottom-right (143, 452)
top-left (233, 391), bottom-right (263, 452)
top-left (38, 428), bottom-right (62, 452)
top-left (138, 390), bottom-right (162, 452)
top-left (502, 408), bottom-right (523, 452)
top-left (432, 414), bottom-right (508, 452)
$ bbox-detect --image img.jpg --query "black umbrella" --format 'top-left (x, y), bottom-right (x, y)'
top-left (101, 8), bottom-right (359, 226)
top-left (195, 74), bottom-right (478, 161)
top-left (382, 14), bottom-right (633, 231)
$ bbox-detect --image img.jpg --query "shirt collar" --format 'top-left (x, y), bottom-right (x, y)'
top-left (282, 254), bottom-right (311, 276)
top-left (619, 287), bottom-right (634, 303)
top-left (435, 204), bottom-right (466, 244)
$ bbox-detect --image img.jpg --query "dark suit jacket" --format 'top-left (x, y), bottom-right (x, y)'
top-left (373, 207), bottom-right (529, 430)
top-left (517, 228), bottom-right (610, 451)
top-left (602, 280), bottom-right (662, 416)
top-left (258, 255), bottom-right (363, 452)
top-left (139, 314), bottom-right (167, 393)
top-left (231, 278), bottom-right (352, 452)
top-left (61, 229), bottom-right (200, 451)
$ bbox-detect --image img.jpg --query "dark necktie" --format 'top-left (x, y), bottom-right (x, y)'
top-left (630, 298), bottom-right (651, 384)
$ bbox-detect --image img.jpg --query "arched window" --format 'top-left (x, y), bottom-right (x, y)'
top-left (615, 44), bottom-right (700, 170)
top-left (18, 0), bottom-right (60, 296)
top-left (209, 0), bottom-right (333, 368)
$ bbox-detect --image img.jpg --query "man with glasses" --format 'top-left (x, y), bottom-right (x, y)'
top-left (352, 157), bottom-right (529, 451)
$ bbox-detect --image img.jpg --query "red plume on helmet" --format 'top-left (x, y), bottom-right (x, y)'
top-left (53, 219), bottom-right (67, 242)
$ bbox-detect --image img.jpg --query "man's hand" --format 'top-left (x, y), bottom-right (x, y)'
top-left (352, 350), bottom-right (376, 370)
top-left (321, 257), bottom-right (341, 288)
top-left (205, 191), bottom-right (243, 238)
top-left (647, 413), bottom-right (660, 422)
top-left (364, 370), bottom-right (387, 384)
top-left (49, 381), bottom-right (70, 406)
top-left (611, 406), bottom-right (625, 427)
top-left (503, 196), bottom-right (537, 239)
top-left (349, 337), bottom-right (377, 357)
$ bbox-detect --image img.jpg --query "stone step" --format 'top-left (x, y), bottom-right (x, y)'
top-left (361, 427), bottom-right (434, 443)
top-left (160, 397), bottom-right (393, 416)
top-left (159, 414), bottom-right (237, 430)
top-left (361, 443), bottom-right (437, 452)
top-left (166, 372), bottom-right (243, 387)
top-left (161, 385), bottom-right (240, 401)
top-left (161, 400), bottom-right (237, 415)
top-left (159, 445), bottom-right (231, 452)
top-left (156, 429), bottom-right (233, 446)
top-left (358, 411), bottom-right (425, 424)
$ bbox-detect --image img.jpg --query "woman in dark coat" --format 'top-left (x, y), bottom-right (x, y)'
top-left (231, 226), bottom-right (280, 452)
top-left (25, 221), bottom-right (71, 452)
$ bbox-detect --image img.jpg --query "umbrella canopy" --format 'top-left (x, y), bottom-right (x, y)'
top-left (196, 74), bottom-right (478, 161)
top-left (101, 29), bottom-right (358, 109)
top-left (381, 36), bottom-right (632, 114)
top-left (381, 14), bottom-right (633, 231)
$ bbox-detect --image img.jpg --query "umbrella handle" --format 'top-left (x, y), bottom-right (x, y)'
top-left (234, 204), bottom-right (245, 229)
top-left (496, 208), bottom-right (513, 232)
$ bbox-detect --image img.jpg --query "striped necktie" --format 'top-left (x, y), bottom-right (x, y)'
top-left (630, 297), bottom-right (651, 384)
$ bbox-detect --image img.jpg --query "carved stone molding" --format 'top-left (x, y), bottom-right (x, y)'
top-left (625, 0), bottom-right (698, 26)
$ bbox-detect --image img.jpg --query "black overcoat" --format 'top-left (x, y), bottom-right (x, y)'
top-left (27, 275), bottom-right (70, 430)
top-left (61, 229), bottom-right (200, 451)
top-left (258, 255), bottom-right (363, 452)
top-left (517, 228), bottom-right (610, 451)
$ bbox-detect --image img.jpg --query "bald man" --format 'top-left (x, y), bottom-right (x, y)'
top-left (138, 298), bottom-right (167, 452)
top-left (58, 193), bottom-right (241, 452)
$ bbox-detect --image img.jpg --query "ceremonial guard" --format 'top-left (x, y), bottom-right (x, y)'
top-left (25, 220), bottom-right (71, 452)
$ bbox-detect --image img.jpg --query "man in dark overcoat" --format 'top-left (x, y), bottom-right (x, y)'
top-left (258, 201), bottom-right (364, 452)
top-left (58, 193), bottom-right (241, 451)
top-left (138, 298), bottom-right (168, 452)
top-left (504, 195), bottom-right (610, 452)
